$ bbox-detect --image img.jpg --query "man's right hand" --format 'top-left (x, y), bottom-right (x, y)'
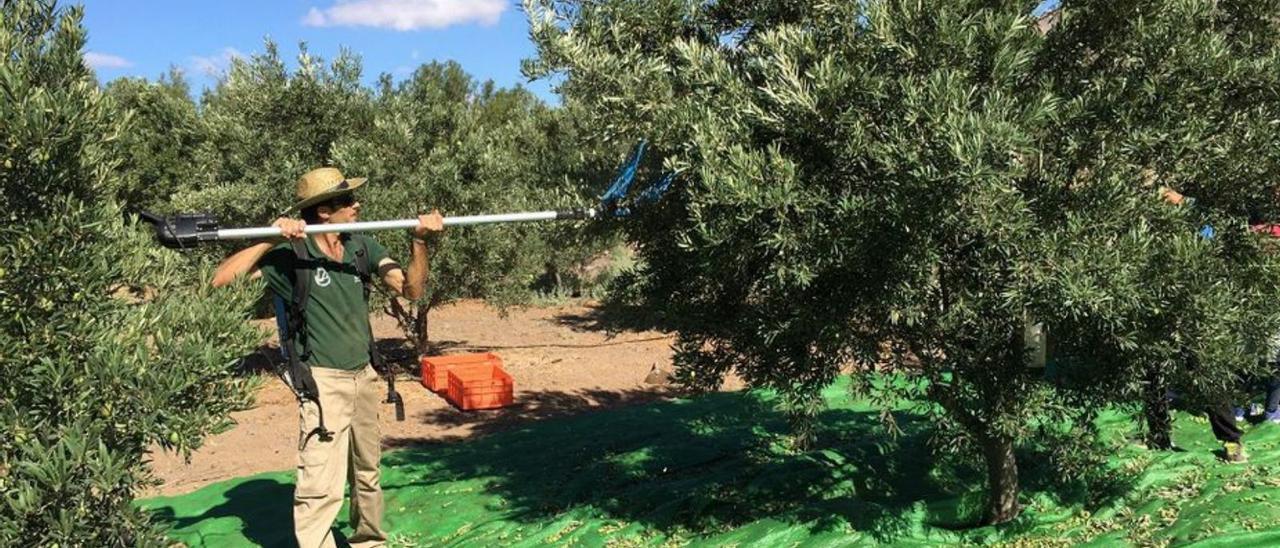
top-left (273, 218), bottom-right (307, 240)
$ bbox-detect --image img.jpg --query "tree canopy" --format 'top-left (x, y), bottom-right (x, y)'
top-left (527, 0), bottom-right (1280, 523)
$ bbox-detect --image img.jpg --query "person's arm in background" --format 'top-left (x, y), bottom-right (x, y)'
top-left (1161, 186), bottom-right (1188, 206)
top-left (1158, 186), bottom-right (1216, 239)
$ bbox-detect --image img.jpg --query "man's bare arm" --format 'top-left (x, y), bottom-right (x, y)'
top-left (212, 242), bottom-right (272, 287)
top-left (403, 238), bottom-right (429, 300)
top-left (380, 257), bottom-right (407, 295)
top-left (211, 218), bottom-right (305, 288)
top-left (381, 211), bottom-right (443, 298)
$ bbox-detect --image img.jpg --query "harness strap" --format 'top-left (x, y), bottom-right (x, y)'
top-left (351, 236), bottom-right (406, 421)
top-left (286, 238), bottom-right (334, 445)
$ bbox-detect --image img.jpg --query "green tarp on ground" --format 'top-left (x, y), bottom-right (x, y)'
top-left (141, 381), bottom-right (1280, 546)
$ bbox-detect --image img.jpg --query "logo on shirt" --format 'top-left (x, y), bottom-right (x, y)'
top-left (314, 267), bottom-right (332, 288)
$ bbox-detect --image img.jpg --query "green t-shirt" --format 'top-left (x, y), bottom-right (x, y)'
top-left (259, 234), bottom-right (391, 370)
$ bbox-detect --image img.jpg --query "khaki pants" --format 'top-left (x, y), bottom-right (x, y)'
top-left (294, 364), bottom-right (386, 548)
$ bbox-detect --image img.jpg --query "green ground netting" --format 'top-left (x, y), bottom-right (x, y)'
top-left (141, 380), bottom-right (1280, 547)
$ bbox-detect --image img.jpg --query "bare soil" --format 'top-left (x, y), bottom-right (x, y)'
top-left (143, 300), bottom-right (736, 497)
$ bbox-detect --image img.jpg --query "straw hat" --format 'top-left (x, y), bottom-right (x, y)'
top-left (290, 167), bottom-right (367, 212)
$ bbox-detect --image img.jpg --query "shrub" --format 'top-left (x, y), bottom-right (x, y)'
top-left (0, 1), bottom-right (262, 543)
top-left (102, 70), bottom-right (202, 210)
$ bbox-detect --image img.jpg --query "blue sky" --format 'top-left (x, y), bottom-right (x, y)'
top-left (80, 1), bottom-right (1062, 105)
top-left (79, 0), bottom-right (556, 102)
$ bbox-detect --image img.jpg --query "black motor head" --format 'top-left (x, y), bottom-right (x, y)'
top-left (136, 211), bottom-right (220, 249)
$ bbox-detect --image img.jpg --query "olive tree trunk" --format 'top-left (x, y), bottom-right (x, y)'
top-left (980, 434), bottom-right (1020, 524)
top-left (1143, 366), bottom-right (1175, 450)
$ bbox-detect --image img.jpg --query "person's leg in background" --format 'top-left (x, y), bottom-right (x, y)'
top-left (1207, 403), bottom-right (1247, 463)
top-left (1264, 362), bottom-right (1280, 423)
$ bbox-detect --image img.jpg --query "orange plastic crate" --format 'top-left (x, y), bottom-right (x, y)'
top-left (446, 363), bottom-right (514, 410)
top-left (420, 352), bottom-right (502, 393)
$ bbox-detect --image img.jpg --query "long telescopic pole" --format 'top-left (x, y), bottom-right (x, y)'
top-left (213, 208), bottom-right (599, 241)
top-left (137, 142), bottom-right (661, 249)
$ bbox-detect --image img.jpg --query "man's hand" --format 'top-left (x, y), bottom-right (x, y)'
top-left (1159, 186), bottom-right (1185, 206)
top-left (273, 217), bottom-right (307, 240)
top-left (414, 209), bottom-right (444, 239)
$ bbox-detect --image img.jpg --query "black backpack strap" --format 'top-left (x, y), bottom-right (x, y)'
top-left (285, 238), bottom-right (334, 445)
top-left (351, 236), bottom-right (405, 422)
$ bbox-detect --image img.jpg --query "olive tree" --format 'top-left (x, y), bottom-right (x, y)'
top-left (102, 69), bottom-right (201, 210)
top-left (1036, 0), bottom-right (1280, 449)
top-left (1, 1), bottom-right (262, 543)
top-left (526, 0), bottom-right (1280, 524)
top-left (337, 62), bottom-right (620, 352)
top-left (172, 41), bottom-right (376, 228)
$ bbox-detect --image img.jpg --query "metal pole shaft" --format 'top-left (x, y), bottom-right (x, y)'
top-left (215, 209), bottom-right (595, 241)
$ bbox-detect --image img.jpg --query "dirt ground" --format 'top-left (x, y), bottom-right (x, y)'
top-left (144, 299), bottom-right (738, 497)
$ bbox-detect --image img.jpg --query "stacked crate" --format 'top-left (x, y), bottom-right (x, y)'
top-left (420, 352), bottom-right (514, 410)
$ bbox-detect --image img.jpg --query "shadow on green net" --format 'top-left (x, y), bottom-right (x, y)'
top-left (143, 383), bottom-right (1149, 546)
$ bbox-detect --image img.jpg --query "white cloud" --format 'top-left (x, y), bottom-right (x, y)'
top-left (84, 51), bottom-right (132, 69)
top-left (189, 47), bottom-right (245, 77)
top-left (301, 0), bottom-right (506, 31)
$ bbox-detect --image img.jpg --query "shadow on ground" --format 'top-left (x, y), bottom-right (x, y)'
top-left (165, 302), bottom-right (1138, 545)
top-left (427, 336), bottom-right (671, 354)
top-left (146, 383), bottom-right (1137, 546)
top-left (145, 478), bottom-right (295, 546)
top-left (376, 392), bottom-right (987, 545)
top-left (550, 300), bottom-right (670, 335)
top-left (383, 387), bottom-right (676, 447)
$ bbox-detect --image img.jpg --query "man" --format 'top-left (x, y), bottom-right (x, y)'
top-left (212, 167), bottom-right (444, 547)
top-left (1160, 186), bottom-right (1247, 463)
